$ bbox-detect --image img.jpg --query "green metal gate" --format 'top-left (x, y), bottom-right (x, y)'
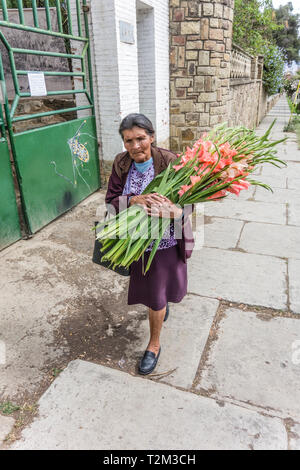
top-left (0, 53), bottom-right (21, 249)
top-left (0, 0), bottom-right (100, 244)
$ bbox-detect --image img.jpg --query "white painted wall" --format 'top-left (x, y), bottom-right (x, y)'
top-left (89, 0), bottom-right (170, 160)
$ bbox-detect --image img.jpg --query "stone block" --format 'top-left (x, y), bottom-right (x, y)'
top-left (186, 50), bottom-right (198, 60)
top-left (210, 104), bottom-right (227, 115)
top-left (173, 8), bottom-right (185, 22)
top-left (176, 88), bottom-right (186, 98)
top-left (186, 112), bottom-right (199, 124)
top-left (194, 103), bottom-right (205, 112)
top-left (179, 100), bottom-right (195, 112)
top-left (215, 43), bottom-right (226, 53)
top-left (209, 28), bottom-right (224, 41)
top-left (204, 40), bottom-right (217, 50)
top-left (198, 50), bottom-right (210, 65)
top-left (197, 66), bottom-right (218, 76)
top-left (175, 78), bottom-right (192, 87)
top-left (210, 58), bottom-right (221, 66)
top-left (188, 61), bottom-right (197, 75)
top-left (199, 92), bottom-right (217, 102)
top-left (188, 0), bottom-right (200, 18)
top-left (221, 19), bottom-right (230, 29)
top-left (204, 76), bottom-right (212, 92)
top-left (182, 128), bottom-right (195, 141)
top-left (200, 18), bottom-right (209, 40)
top-left (194, 76), bottom-right (205, 92)
top-left (178, 46), bottom-right (185, 67)
top-left (210, 18), bottom-right (219, 28)
top-left (170, 46), bottom-right (177, 66)
top-left (181, 21), bottom-right (200, 35)
top-left (223, 6), bottom-right (230, 20)
top-left (200, 113), bottom-right (210, 126)
top-left (170, 114), bottom-right (186, 125)
top-left (214, 3), bottom-right (223, 18)
top-left (186, 40), bottom-right (203, 49)
top-left (172, 35), bottom-right (186, 45)
top-left (203, 2), bottom-right (214, 16)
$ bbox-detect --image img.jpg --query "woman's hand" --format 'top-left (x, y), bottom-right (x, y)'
top-left (130, 193), bottom-right (183, 220)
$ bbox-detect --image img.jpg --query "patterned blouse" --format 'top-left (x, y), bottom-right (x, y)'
top-left (122, 161), bottom-right (177, 251)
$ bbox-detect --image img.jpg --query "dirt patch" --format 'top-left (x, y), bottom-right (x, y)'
top-left (51, 296), bottom-right (146, 371)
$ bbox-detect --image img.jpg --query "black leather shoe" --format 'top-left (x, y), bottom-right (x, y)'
top-left (138, 347), bottom-right (161, 375)
top-left (164, 303), bottom-right (169, 322)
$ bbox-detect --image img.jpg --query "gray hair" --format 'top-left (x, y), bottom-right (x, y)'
top-left (119, 113), bottom-right (155, 139)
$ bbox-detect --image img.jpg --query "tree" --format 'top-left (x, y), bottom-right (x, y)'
top-left (233, 0), bottom-right (280, 56)
top-left (272, 2), bottom-right (300, 65)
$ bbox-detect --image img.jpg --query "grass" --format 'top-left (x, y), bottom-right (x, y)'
top-left (0, 401), bottom-right (20, 415)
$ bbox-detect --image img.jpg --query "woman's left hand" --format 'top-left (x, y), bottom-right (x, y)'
top-left (144, 195), bottom-right (183, 220)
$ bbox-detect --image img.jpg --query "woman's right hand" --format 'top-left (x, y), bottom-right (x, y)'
top-left (129, 193), bottom-right (167, 210)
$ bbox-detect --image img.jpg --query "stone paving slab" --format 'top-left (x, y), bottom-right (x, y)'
top-left (287, 177), bottom-right (300, 190)
top-left (238, 222), bottom-right (300, 259)
top-left (290, 422), bottom-right (300, 450)
top-left (262, 161), bottom-right (300, 178)
top-left (254, 187), bottom-right (300, 204)
top-left (188, 248), bottom-right (287, 310)
top-left (127, 296), bottom-right (219, 389)
top-left (0, 415), bottom-right (15, 446)
top-left (288, 204), bottom-right (300, 226)
top-left (196, 308), bottom-right (300, 421)
top-left (288, 260), bottom-right (300, 314)
top-left (254, 174), bottom-right (287, 189)
top-left (204, 200), bottom-right (286, 225)
top-left (11, 359), bottom-right (288, 450)
top-left (283, 145), bottom-right (300, 161)
top-left (203, 218), bottom-right (243, 250)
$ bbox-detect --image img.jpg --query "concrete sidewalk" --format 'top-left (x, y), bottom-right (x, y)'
top-left (1, 95), bottom-right (300, 450)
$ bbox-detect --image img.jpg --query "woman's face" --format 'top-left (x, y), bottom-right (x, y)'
top-left (122, 126), bottom-right (154, 163)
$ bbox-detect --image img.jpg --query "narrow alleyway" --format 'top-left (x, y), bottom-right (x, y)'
top-left (1, 96), bottom-right (300, 450)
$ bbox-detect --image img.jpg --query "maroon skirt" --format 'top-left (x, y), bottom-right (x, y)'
top-left (128, 245), bottom-right (187, 311)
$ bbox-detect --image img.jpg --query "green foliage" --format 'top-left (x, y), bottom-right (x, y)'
top-left (233, 0), bottom-right (281, 56)
top-left (272, 2), bottom-right (300, 66)
top-left (233, 0), bottom-right (286, 96)
top-left (0, 401), bottom-right (20, 415)
top-left (262, 43), bottom-right (285, 95)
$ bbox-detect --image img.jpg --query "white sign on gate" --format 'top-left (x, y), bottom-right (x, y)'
top-left (28, 72), bottom-right (47, 97)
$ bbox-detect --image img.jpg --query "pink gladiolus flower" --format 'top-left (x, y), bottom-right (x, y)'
top-left (173, 163), bottom-right (185, 172)
top-left (190, 175), bottom-right (202, 186)
top-left (227, 179), bottom-right (250, 195)
top-left (178, 184), bottom-right (192, 197)
top-left (207, 190), bottom-right (227, 200)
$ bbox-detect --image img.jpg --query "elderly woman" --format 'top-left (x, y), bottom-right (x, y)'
top-left (105, 114), bottom-right (194, 375)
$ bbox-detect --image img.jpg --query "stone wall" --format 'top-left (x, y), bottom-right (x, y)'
top-left (229, 79), bottom-right (262, 128)
top-left (169, 0), bottom-right (234, 153)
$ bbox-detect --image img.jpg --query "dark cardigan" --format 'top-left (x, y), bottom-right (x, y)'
top-left (105, 145), bottom-right (195, 263)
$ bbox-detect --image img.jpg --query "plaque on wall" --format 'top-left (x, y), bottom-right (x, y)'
top-left (119, 21), bottom-right (135, 44)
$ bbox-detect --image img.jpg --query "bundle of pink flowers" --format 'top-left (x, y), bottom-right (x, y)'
top-left (96, 121), bottom-right (286, 273)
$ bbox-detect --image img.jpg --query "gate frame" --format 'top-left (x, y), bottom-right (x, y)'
top-left (0, 0), bottom-right (100, 236)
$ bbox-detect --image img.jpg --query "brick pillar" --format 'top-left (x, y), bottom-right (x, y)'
top-left (170, 0), bottom-right (234, 153)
